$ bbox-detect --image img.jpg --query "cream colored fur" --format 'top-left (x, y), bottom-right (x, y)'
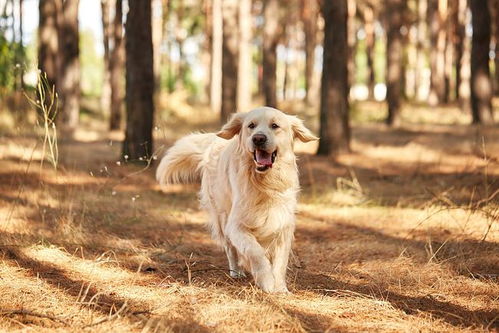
top-left (156, 107), bottom-right (318, 293)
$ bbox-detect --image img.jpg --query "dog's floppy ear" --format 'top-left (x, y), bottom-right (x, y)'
top-left (216, 112), bottom-right (247, 139)
top-left (288, 115), bottom-right (319, 142)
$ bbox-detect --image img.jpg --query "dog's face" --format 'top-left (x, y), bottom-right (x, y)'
top-left (217, 107), bottom-right (318, 173)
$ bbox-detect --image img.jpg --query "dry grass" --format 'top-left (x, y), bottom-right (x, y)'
top-left (0, 102), bottom-right (498, 332)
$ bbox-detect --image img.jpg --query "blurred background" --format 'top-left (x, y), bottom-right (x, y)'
top-left (0, 0), bottom-right (497, 160)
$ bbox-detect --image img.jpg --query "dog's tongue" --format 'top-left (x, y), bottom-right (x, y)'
top-left (255, 150), bottom-right (272, 167)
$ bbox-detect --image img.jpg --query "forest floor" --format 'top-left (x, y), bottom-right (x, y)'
top-left (0, 101), bottom-right (498, 332)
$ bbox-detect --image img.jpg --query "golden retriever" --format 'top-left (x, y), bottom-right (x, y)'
top-left (156, 107), bottom-right (318, 292)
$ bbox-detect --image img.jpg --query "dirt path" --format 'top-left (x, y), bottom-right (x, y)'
top-left (0, 123), bottom-right (498, 332)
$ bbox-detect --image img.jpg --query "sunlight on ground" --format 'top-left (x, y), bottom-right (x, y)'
top-left (0, 103), bottom-right (498, 331)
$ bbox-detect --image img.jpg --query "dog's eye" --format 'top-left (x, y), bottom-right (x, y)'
top-left (248, 123), bottom-right (256, 129)
top-left (271, 123), bottom-right (279, 129)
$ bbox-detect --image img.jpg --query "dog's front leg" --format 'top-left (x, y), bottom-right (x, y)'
top-left (271, 227), bottom-right (293, 293)
top-left (225, 218), bottom-right (275, 292)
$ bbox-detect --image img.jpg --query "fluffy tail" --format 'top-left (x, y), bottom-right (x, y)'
top-left (156, 133), bottom-right (216, 185)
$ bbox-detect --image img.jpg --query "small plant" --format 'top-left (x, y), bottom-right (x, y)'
top-left (25, 71), bottom-right (59, 170)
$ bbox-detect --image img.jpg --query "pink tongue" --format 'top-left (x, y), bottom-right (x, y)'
top-left (256, 150), bottom-right (272, 166)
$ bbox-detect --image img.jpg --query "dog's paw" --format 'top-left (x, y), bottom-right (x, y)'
top-left (273, 285), bottom-right (290, 294)
top-left (230, 269), bottom-right (246, 278)
top-left (255, 272), bottom-right (275, 293)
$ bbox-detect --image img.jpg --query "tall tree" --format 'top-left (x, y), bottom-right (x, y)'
top-left (100, 0), bottom-right (111, 115)
top-left (494, 0), bottom-right (499, 95)
top-left (362, 3), bottom-right (376, 99)
top-left (301, 0), bottom-right (318, 104)
top-left (109, 0), bottom-right (124, 130)
top-left (17, 0), bottom-right (23, 89)
top-left (237, 0), bottom-right (252, 112)
top-left (385, 0), bottom-right (404, 126)
top-left (210, 0), bottom-right (222, 113)
top-left (346, 0), bottom-right (356, 92)
top-left (38, 0), bottom-right (58, 91)
top-left (221, 0), bottom-right (238, 121)
top-left (123, 0), bottom-right (155, 160)
top-left (415, 0), bottom-right (427, 101)
top-left (470, 0), bottom-right (493, 123)
top-left (262, 0), bottom-right (279, 108)
top-left (57, 0), bottom-right (81, 133)
top-left (428, 0), bottom-right (447, 105)
top-left (317, 0), bottom-right (350, 156)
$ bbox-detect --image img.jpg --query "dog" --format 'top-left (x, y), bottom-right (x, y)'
top-left (156, 107), bottom-right (318, 292)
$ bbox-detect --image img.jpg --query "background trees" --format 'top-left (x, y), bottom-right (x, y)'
top-left (0, 0), bottom-right (498, 160)
top-left (123, 0), bottom-right (155, 160)
top-left (317, 0), bottom-right (350, 156)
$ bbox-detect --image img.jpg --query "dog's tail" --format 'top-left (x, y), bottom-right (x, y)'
top-left (156, 133), bottom-right (216, 186)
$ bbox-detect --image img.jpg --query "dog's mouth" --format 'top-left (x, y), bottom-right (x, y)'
top-left (253, 149), bottom-right (277, 172)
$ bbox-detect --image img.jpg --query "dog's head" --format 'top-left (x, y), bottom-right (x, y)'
top-left (217, 107), bottom-right (318, 173)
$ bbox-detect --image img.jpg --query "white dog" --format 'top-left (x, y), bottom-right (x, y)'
top-left (156, 107), bottom-right (317, 292)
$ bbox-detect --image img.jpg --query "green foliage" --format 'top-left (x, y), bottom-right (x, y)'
top-left (0, 33), bottom-right (24, 92)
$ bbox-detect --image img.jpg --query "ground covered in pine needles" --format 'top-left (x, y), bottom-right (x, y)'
top-left (0, 103), bottom-right (498, 332)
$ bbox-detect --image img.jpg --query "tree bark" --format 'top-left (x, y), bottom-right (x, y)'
top-left (262, 0), bottom-right (279, 108)
top-left (210, 0), bottom-right (222, 113)
top-left (385, 0), bottom-right (404, 126)
top-left (428, 0), bottom-right (447, 105)
top-left (301, 0), bottom-right (318, 104)
top-left (17, 0), bottom-right (24, 89)
top-left (494, 0), bottom-right (499, 96)
top-left (175, 0), bottom-right (185, 88)
top-left (57, 0), bottom-right (80, 134)
top-left (415, 0), bottom-right (427, 101)
top-left (38, 0), bottom-right (58, 92)
top-left (363, 4), bottom-right (375, 99)
top-left (101, 0), bottom-right (111, 116)
top-left (109, 0), bottom-right (124, 130)
top-left (123, 0), bottom-right (155, 160)
top-left (453, 0), bottom-right (466, 101)
top-left (221, 0), bottom-right (238, 122)
top-left (237, 0), bottom-right (252, 112)
top-left (317, 0), bottom-right (350, 156)
top-left (470, 0), bottom-right (493, 124)
top-left (347, 0), bottom-right (356, 93)
top-left (152, 0), bottom-right (163, 95)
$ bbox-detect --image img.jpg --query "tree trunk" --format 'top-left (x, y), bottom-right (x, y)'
top-left (262, 0), bottom-right (279, 108)
top-left (123, 0), bottom-right (155, 160)
top-left (152, 0), bottom-right (163, 95)
top-left (454, 0), bottom-right (467, 101)
top-left (443, 0), bottom-right (455, 103)
top-left (301, 0), bottom-right (318, 104)
top-left (385, 0), bottom-right (404, 126)
top-left (210, 0), bottom-right (222, 113)
top-left (109, 0), bottom-right (124, 130)
top-left (317, 0), bottom-right (350, 156)
top-left (221, 0), bottom-right (238, 122)
top-left (428, 0), bottom-right (447, 105)
top-left (347, 0), bottom-right (356, 93)
top-left (175, 0), bottom-right (185, 88)
top-left (38, 0), bottom-right (58, 93)
top-left (100, 0), bottom-right (111, 116)
top-left (470, 0), bottom-right (493, 124)
top-left (17, 0), bottom-right (24, 89)
top-left (415, 0), bottom-right (427, 101)
top-left (364, 4), bottom-right (375, 99)
top-left (494, 0), bottom-right (499, 96)
top-left (237, 0), bottom-right (252, 112)
top-left (57, 0), bottom-right (80, 134)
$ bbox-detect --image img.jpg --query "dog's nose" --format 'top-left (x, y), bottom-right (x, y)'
top-left (252, 134), bottom-right (267, 146)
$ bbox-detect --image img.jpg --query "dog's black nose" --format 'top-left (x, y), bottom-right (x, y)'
top-left (252, 134), bottom-right (267, 146)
